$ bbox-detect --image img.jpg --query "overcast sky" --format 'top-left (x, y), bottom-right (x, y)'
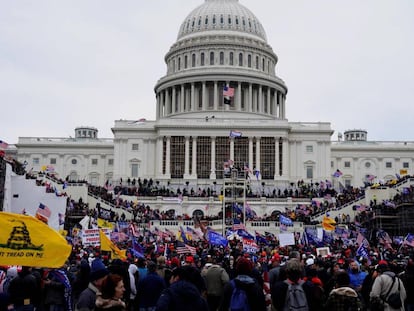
top-left (1, 0), bottom-right (413, 145)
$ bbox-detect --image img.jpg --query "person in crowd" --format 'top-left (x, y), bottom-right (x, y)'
top-left (219, 256), bottom-right (266, 311)
top-left (72, 261), bottom-right (91, 308)
top-left (43, 267), bottom-right (73, 311)
top-left (155, 265), bottom-right (208, 311)
top-left (204, 258), bottom-right (229, 311)
top-left (95, 274), bottom-right (126, 311)
top-left (324, 270), bottom-right (362, 311)
top-left (7, 266), bottom-right (41, 311)
top-left (348, 260), bottom-right (367, 293)
top-left (136, 258), bottom-right (148, 281)
top-left (370, 261), bottom-right (406, 311)
top-left (136, 261), bottom-right (166, 311)
top-left (76, 258), bottom-right (109, 311)
top-left (268, 253), bottom-right (282, 290)
top-left (400, 260), bottom-right (414, 311)
top-left (271, 258), bottom-right (320, 311)
top-left (0, 267), bottom-right (18, 311)
top-left (108, 260), bottom-right (130, 306)
top-left (126, 264), bottom-right (138, 311)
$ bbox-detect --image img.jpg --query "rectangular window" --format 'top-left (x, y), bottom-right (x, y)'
top-left (132, 143), bottom-right (139, 151)
top-left (92, 159), bottom-right (98, 165)
top-left (108, 159), bottom-right (114, 165)
top-left (306, 166), bottom-right (313, 179)
top-left (403, 162), bottom-right (409, 168)
top-left (345, 179), bottom-right (351, 188)
top-left (50, 158), bottom-right (56, 164)
top-left (33, 158), bottom-right (39, 165)
top-left (306, 145), bottom-right (313, 153)
top-left (331, 161), bottom-right (334, 168)
top-left (386, 162), bottom-right (392, 168)
top-left (344, 161), bottom-right (351, 168)
top-left (131, 164), bottom-right (139, 178)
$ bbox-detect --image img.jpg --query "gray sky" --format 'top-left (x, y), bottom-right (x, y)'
top-left (1, 0), bottom-right (413, 145)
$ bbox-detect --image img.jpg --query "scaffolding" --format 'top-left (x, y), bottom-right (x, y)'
top-left (222, 168), bottom-right (247, 236)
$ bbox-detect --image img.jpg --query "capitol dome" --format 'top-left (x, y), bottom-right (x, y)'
top-left (154, 0), bottom-right (287, 122)
top-left (177, 0), bottom-right (267, 42)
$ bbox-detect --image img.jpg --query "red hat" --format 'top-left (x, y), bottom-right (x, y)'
top-left (272, 253), bottom-right (281, 263)
top-left (185, 256), bottom-right (194, 263)
top-left (378, 260), bottom-right (388, 266)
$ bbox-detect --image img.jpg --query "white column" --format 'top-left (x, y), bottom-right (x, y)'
top-left (202, 81), bottom-right (206, 111)
top-left (210, 137), bottom-right (216, 179)
top-left (165, 88), bottom-right (171, 114)
top-left (274, 138), bottom-right (280, 178)
top-left (172, 87), bottom-right (177, 113)
top-left (184, 136), bottom-right (190, 178)
top-left (213, 81), bottom-right (218, 110)
top-left (192, 136), bottom-right (197, 177)
top-left (248, 83), bottom-right (253, 112)
top-left (255, 137), bottom-right (261, 175)
top-left (258, 85), bottom-right (263, 113)
top-left (267, 87), bottom-right (271, 114)
top-left (166, 136), bottom-right (171, 177)
top-left (156, 93), bottom-right (160, 120)
top-left (237, 81), bottom-right (242, 110)
top-left (282, 138), bottom-right (289, 177)
top-left (156, 137), bottom-right (163, 177)
top-left (248, 137), bottom-right (253, 173)
top-left (180, 85), bottom-right (185, 113)
top-left (191, 83), bottom-right (195, 112)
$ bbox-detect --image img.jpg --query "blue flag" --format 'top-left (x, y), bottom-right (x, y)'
top-left (279, 215), bottom-right (293, 226)
top-left (208, 230), bottom-right (228, 247)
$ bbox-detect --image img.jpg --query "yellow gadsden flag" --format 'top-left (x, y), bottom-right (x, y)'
top-left (322, 215), bottom-right (336, 231)
top-left (0, 212), bottom-right (72, 268)
top-left (99, 230), bottom-right (127, 260)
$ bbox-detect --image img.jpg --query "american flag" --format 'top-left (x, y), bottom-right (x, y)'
top-left (0, 140), bottom-right (8, 150)
top-left (176, 243), bottom-right (197, 255)
top-left (37, 203), bottom-right (51, 218)
top-left (232, 222), bottom-right (246, 231)
top-left (223, 86), bottom-right (235, 97)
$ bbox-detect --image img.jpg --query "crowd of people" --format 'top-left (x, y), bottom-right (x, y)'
top-left (2, 167), bottom-right (414, 311)
top-left (1, 234), bottom-right (414, 311)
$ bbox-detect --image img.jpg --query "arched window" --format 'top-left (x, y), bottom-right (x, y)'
top-left (239, 53), bottom-right (243, 66)
top-left (229, 52), bottom-right (234, 65)
top-left (184, 55), bottom-right (188, 69)
top-left (220, 52), bottom-right (224, 65)
top-left (220, 15), bottom-right (224, 24)
top-left (201, 52), bottom-right (205, 66)
top-left (178, 57), bottom-right (181, 71)
top-left (192, 54), bottom-right (196, 67)
top-left (210, 52), bottom-right (214, 65)
top-left (248, 54), bottom-right (252, 68)
top-left (262, 58), bottom-right (265, 71)
top-left (256, 56), bottom-right (259, 69)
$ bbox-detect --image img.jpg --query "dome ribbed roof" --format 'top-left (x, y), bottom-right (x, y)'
top-left (177, 0), bottom-right (267, 42)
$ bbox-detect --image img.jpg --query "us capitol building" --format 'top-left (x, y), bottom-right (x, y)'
top-left (14, 0), bottom-right (414, 193)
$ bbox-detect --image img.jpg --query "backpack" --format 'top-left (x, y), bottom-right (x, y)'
top-left (381, 275), bottom-right (402, 309)
top-left (284, 280), bottom-right (309, 311)
top-left (230, 279), bottom-right (251, 311)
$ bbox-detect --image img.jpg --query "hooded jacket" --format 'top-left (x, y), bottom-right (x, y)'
top-left (325, 286), bottom-right (362, 311)
top-left (219, 275), bottom-right (266, 311)
top-left (156, 279), bottom-right (208, 311)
